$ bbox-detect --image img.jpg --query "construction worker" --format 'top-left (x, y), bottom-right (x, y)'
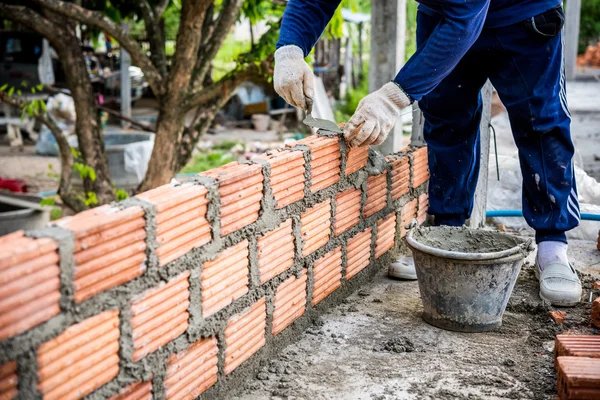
top-left (274, 0), bottom-right (582, 306)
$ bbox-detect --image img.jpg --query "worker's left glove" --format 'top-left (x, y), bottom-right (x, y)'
top-left (344, 82), bottom-right (411, 147)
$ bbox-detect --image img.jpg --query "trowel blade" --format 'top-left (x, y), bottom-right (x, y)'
top-left (303, 114), bottom-right (343, 133)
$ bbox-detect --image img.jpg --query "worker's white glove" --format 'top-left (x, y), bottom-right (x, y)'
top-left (344, 82), bottom-right (411, 147)
top-left (274, 45), bottom-right (314, 110)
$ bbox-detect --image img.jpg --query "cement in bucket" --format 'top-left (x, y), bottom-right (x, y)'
top-left (406, 226), bottom-right (534, 333)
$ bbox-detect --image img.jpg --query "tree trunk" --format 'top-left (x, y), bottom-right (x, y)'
top-left (59, 23), bottom-right (115, 205)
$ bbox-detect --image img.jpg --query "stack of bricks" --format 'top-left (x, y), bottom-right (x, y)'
top-left (0, 132), bottom-right (429, 399)
top-left (554, 335), bottom-right (600, 399)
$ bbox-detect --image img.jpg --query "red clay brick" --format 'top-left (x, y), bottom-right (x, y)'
top-left (312, 248), bottom-right (342, 306)
top-left (387, 154), bottom-right (410, 201)
top-left (549, 311), bottom-right (567, 325)
top-left (592, 297), bottom-right (600, 329)
top-left (346, 228), bottom-right (373, 280)
top-left (258, 220), bottom-right (294, 284)
top-left (224, 297), bottom-right (266, 375)
top-left (138, 183), bottom-right (211, 267)
top-left (364, 172), bottom-right (387, 217)
top-left (301, 200), bottom-right (331, 256)
top-left (555, 335), bottom-right (600, 361)
top-left (109, 381), bottom-right (152, 400)
top-left (0, 361), bottom-right (17, 400)
top-left (272, 271), bottom-right (307, 335)
top-left (400, 199), bottom-right (418, 238)
top-left (202, 240), bottom-right (249, 317)
top-left (556, 356), bottom-right (600, 400)
top-left (0, 234), bottom-right (60, 341)
top-left (130, 272), bottom-right (190, 361)
top-left (346, 146), bottom-right (369, 175)
top-left (55, 205), bottom-right (147, 302)
top-left (417, 193), bottom-right (429, 225)
top-left (37, 310), bottom-right (120, 400)
top-left (375, 214), bottom-right (396, 259)
top-left (200, 163), bottom-right (263, 236)
top-left (290, 136), bottom-right (341, 193)
top-left (411, 146), bottom-right (429, 188)
top-left (334, 188), bottom-right (362, 236)
top-left (164, 337), bottom-right (218, 400)
top-left (256, 150), bottom-right (306, 209)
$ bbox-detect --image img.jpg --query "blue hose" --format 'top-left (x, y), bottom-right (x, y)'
top-left (487, 209), bottom-right (600, 221)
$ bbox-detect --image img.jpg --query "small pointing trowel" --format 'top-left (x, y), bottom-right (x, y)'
top-left (303, 99), bottom-right (343, 133)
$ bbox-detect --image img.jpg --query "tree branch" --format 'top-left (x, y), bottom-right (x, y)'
top-left (154, 0), bottom-right (171, 18)
top-left (138, 0), bottom-right (168, 77)
top-left (29, 0), bottom-right (165, 97)
top-left (193, 0), bottom-right (244, 87)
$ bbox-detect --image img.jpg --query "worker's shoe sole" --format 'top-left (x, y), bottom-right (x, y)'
top-left (388, 257), bottom-right (418, 280)
top-left (534, 261), bottom-right (582, 307)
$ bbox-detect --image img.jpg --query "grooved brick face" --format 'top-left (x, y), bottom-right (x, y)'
top-left (200, 162), bottom-right (263, 236)
top-left (345, 145), bottom-right (369, 176)
top-left (300, 200), bottom-right (331, 257)
top-left (346, 227), bottom-right (372, 280)
top-left (164, 337), bottom-right (218, 400)
top-left (257, 219), bottom-right (294, 284)
top-left (0, 361), bottom-right (17, 400)
top-left (272, 270), bottom-right (307, 335)
top-left (400, 199), bottom-right (418, 238)
top-left (202, 240), bottom-right (249, 317)
top-left (290, 135), bottom-right (340, 193)
top-left (130, 271), bottom-right (190, 361)
top-left (109, 381), bottom-right (152, 400)
top-left (224, 297), bottom-right (266, 375)
top-left (334, 188), bottom-right (362, 236)
top-left (137, 183), bottom-right (210, 267)
top-left (54, 205), bottom-right (147, 303)
top-left (412, 146), bottom-right (429, 188)
top-left (555, 335), bottom-right (600, 360)
top-left (0, 231), bottom-right (60, 341)
top-left (387, 154), bottom-right (410, 200)
top-left (255, 150), bottom-right (305, 209)
top-left (556, 356), bottom-right (600, 399)
top-left (417, 193), bottom-right (429, 225)
top-left (364, 172), bottom-right (388, 217)
top-left (312, 247), bottom-right (342, 306)
top-left (375, 214), bottom-right (396, 259)
top-left (592, 297), bottom-right (600, 329)
top-left (37, 310), bottom-right (120, 400)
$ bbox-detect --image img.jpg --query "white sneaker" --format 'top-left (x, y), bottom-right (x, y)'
top-left (535, 258), bottom-right (582, 307)
top-left (388, 256), bottom-right (418, 280)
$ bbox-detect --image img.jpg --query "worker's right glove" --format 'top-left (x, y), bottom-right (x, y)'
top-left (344, 82), bottom-right (411, 147)
top-left (274, 45), bottom-right (314, 111)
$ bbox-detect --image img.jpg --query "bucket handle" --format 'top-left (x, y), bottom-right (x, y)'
top-left (406, 229), bottom-right (535, 261)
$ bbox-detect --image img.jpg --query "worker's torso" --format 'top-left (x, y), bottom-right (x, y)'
top-left (416, 0), bottom-right (562, 28)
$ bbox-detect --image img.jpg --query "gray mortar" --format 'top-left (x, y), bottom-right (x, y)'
top-left (366, 147), bottom-right (388, 176)
top-left (119, 197), bottom-right (159, 269)
top-left (15, 350), bottom-right (41, 400)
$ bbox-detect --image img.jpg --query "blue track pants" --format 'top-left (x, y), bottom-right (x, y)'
top-left (418, 10), bottom-right (580, 243)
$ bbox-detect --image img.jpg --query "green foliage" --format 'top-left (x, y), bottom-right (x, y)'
top-left (334, 73), bottom-right (369, 123)
top-left (579, 0), bottom-right (600, 53)
top-left (39, 196), bottom-right (62, 220)
top-left (212, 140), bottom-right (242, 150)
top-left (115, 188), bottom-right (129, 201)
top-left (405, 0), bottom-right (417, 61)
top-left (40, 197), bottom-right (56, 207)
top-left (181, 151), bottom-right (236, 174)
top-left (73, 162), bottom-right (97, 181)
top-left (51, 208), bottom-right (63, 220)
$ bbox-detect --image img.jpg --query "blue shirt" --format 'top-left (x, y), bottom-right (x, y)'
top-left (276, 0), bottom-right (560, 101)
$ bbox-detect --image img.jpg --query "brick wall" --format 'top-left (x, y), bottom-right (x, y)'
top-left (0, 133), bottom-right (429, 400)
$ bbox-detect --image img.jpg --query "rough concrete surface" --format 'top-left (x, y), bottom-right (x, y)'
top-left (231, 240), bottom-right (600, 400)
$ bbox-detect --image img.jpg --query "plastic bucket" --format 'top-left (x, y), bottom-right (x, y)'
top-left (406, 226), bottom-right (534, 332)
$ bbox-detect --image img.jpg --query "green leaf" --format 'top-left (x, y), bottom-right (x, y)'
top-left (7, 87), bottom-right (14, 97)
top-left (84, 192), bottom-right (98, 207)
top-left (88, 168), bottom-right (97, 182)
top-left (50, 208), bottom-right (62, 220)
top-left (40, 198), bottom-right (56, 207)
top-left (0, 84), bottom-right (8, 92)
top-left (21, 80), bottom-right (28, 88)
top-left (115, 189), bottom-right (129, 201)
top-left (40, 101), bottom-right (47, 112)
top-left (17, 90), bottom-right (22, 96)
top-left (36, 84), bottom-right (44, 91)
top-left (31, 87), bottom-right (36, 94)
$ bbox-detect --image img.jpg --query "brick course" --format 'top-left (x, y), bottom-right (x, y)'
top-left (0, 136), bottom-right (429, 399)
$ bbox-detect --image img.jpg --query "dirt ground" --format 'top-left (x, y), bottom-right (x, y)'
top-left (231, 242), bottom-right (600, 400)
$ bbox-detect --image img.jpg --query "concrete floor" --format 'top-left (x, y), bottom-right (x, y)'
top-left (233, 241), bottom-right (600, 400)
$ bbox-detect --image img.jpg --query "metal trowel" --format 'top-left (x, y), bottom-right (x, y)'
top-left (303, 99), bottom-right (343, 133)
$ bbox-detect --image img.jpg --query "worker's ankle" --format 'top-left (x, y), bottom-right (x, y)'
top-left (535, 230), bottom-right (568, 244)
